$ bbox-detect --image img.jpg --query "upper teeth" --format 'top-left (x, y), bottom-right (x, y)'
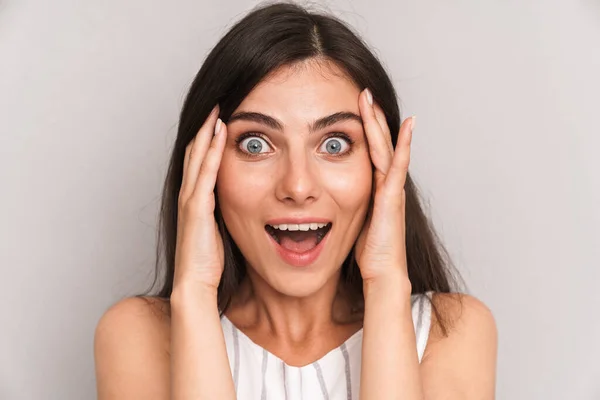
top-left (269, 223), bottom-right (328, 231)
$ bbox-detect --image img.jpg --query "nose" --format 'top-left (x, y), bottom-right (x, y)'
top-left (274, 149), bottom-right (321, 206)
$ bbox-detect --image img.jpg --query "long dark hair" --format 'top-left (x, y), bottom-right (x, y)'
top-left (140, 1), bottom-right (463, 333)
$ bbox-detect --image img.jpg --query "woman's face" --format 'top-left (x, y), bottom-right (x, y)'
top-left (216, 61), bottom-right (373, 297)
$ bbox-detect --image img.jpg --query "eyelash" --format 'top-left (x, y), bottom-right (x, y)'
top-left (234, 132), bottom-right (355, 158)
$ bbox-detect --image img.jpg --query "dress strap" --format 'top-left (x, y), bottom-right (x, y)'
top-left (412, 292), bottom-right (434, 363)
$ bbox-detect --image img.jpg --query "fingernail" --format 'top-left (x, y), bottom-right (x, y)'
top-left (214, 118), bottom-right (222, 136)
top-left (365, 88), bottom-right (373, 106)
top-left (411, 116), bottom-right (416, 130)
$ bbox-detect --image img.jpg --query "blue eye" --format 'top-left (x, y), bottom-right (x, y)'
top-left (239, 136), bottom-right (271, 154)
top-left (319, 136), bottom-right (351, 155)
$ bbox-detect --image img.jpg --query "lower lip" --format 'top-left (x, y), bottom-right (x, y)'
top-left (266, 227), bottom-right (331, 267)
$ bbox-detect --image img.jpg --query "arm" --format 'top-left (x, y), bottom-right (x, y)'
top-left (94, 297), bottom-right (171, 400)
top-left (94, 291), bottom-right (236, 400)
top-left (420, 293), bottom-right (498, 399)
top-left (355, 89), bottom-right (497, 399)
top-left (362, 284), bottom-right (498, 399)
top-left (169, 284), bottom-right (236, 399)
top-left (361, 275), bottom-right (422, 399)
top-left (169, 105), bottom-right (236, 399)
top-left (355, 89), bottom-right (424, 399)
top-left (94, 105), bottom-right (236, 399)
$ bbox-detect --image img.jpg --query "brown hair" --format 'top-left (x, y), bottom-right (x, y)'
top-left (139, 1), bottom-right (463, 333)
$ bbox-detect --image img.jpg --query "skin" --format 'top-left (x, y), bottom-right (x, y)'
top-left (217, 60), bottom-right (371, 362)
top-left (94, 59), bottom-right (498, 399)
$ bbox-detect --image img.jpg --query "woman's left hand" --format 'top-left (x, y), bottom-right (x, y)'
top-left (354, 88), bottom-right (415, 286)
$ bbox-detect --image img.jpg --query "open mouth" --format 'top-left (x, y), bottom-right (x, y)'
top-left (265, 223), bottom-right (333, 253)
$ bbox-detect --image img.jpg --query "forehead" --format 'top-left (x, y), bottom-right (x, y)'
top-left (234, 60), bottom-right (361, 119)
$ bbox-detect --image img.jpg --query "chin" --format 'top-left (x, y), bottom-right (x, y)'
top-left (255, 261), bottom-right (340, 298)
top-left (270, 278), bottom-right (329, 298)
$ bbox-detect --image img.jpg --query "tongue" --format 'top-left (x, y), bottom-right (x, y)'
top-left (279, 231), bottom-right (319, 253)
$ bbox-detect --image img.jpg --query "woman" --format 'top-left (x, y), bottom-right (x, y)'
top-left (94, 3), bottom-right (497, 399)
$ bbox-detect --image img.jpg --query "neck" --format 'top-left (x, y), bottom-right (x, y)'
top-left (228, 267), bottom-right (359, 344)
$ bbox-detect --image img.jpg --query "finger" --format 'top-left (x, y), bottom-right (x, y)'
top-left (182, 137), bottom-right (195, 181)
top-left (386, 116), bottom-right (414, 197)
top-left (180, 138), bottom-right (196, 204)
top-left (359, 89), bottom-right (393, 175)
top-left (194, 119), bottom-right (228, 199)
top-left (180, 105), bottom-right (220, 202)
top-left (373, 102), bottom-right (393, 154)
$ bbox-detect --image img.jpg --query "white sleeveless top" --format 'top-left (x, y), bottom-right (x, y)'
top-left (220, 292), bottom-right (433, 400)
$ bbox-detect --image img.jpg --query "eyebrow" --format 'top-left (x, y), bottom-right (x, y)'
top-left (227, 111), bottom-right (363, 133)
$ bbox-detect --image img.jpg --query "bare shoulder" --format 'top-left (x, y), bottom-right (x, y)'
top-left (95, 296), bottom-right (171, 346)
top-left (94, 296), bottom-right (171, 399)
top-left (421, 293), bottom-right (497, 398)
top-left (428, 293), bottom-right (496, 339)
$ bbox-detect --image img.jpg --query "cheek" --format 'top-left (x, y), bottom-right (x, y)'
top-left (216, 149), bottom-right (373, 218)
top-left (320, 157), bottom-right (373, 212)
top-left (216, 153), bottom-right (273, 221)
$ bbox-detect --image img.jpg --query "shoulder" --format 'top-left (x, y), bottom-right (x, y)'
top-left (425, 292), bottom-right (497, 349)
top-left (95, 296), bottom-right (171, 347)
top-left (99, 295), bottom-right (171, 320)
top-left (429, 292), bottom-right (496, 337)
top-left (420, 293), bottom-right (497, 397)
top-left (94, 296), bottom-right (171, 398)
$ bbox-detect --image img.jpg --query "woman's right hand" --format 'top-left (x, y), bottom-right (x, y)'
top-left (173, 105), bottom-right (228, 292)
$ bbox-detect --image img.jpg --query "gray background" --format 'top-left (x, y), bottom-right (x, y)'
top-left (1, 0), bottom-right (598, 399)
